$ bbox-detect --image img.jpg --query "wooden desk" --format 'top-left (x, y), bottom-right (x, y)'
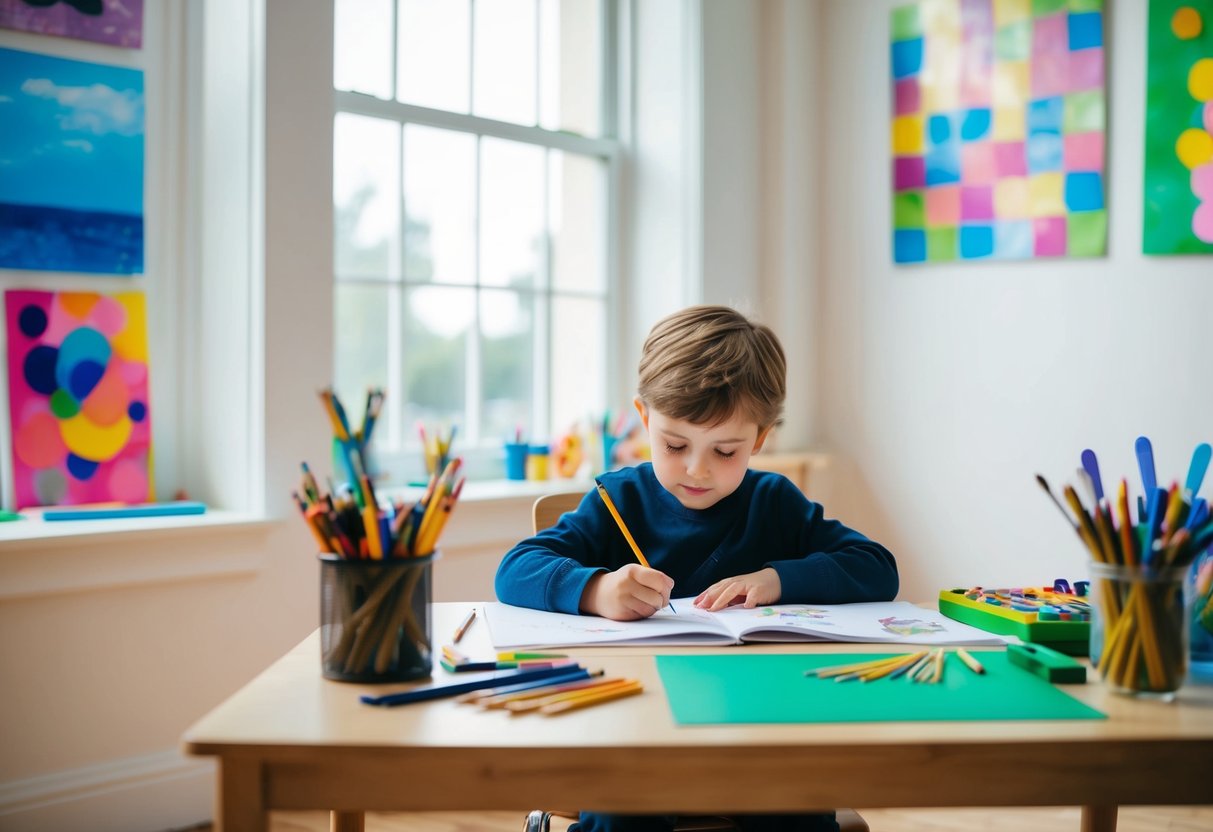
top-left (184, 603), bottom-right (1213, 832)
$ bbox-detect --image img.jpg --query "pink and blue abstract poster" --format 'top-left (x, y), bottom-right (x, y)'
top-left (0, 0), bottom-right (143, 49)
top-left (890, 0), bottom-right (1107, 264)
top-left (0, 47), bottom-right (144, 274)
top-left (4, 289), bottom-right (152, 509)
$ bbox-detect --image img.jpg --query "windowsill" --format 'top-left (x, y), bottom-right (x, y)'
top-left (0, 511), bottom-right (278, 601)
top-left (0, 509), bottom-right (274, 550)
top-left (384, 477), bottom-right (596, 504)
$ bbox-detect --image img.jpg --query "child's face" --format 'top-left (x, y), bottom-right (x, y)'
top-left (635, 400), bottom-right (770, 510)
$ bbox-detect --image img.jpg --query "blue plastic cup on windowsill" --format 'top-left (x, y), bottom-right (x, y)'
top-left (504, 442), bottom-right (528, 480)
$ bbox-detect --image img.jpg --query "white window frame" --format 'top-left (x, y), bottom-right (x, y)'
top-left (332, 0), bottom-right (623, 484)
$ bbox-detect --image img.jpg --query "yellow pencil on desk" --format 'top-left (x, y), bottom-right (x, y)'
top-left (859, 651), bottom-right (928, 682)
top-left (503, 678), bottom-right (638, 713)
top-left (537, 680), bottom-right (644, 715)
top-left (955, 647), bottom-right (985, 674)
top-left (478, 675), bottom-right (615, 709)
top-left (595, 480), bottom-right (675, 613)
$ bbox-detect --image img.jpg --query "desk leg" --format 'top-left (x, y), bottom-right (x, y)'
top-left (217, 758), bottom-right (267, 832)
top-left (1080, 805), bottom-right (1117, 832)
top-left (331, 811), bottom-right (365, 832)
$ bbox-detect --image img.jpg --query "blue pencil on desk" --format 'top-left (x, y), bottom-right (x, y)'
top-left (361, 664), bottom-right (584, 706)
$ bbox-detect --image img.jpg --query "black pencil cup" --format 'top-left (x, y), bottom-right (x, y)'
top-left (319, 552), bottom-right (437, 683)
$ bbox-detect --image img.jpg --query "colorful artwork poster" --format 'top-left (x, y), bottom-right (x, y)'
top-left (0, 47), bottom-right (144, 274)
top-left (0, 0), bottom-right (143, 48)
top-left (890, 0), bottom-right (1108, 264)
top-left (4, 289), bottom-right (152, 509)
top-left (1143, 0), bottom-right (1213, 254)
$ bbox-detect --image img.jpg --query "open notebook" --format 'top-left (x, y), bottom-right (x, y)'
top-left (484, 599), bottom-right (1008, 649)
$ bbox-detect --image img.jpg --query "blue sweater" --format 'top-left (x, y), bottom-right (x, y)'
top-left (495, 463), bottom-right (899, 614)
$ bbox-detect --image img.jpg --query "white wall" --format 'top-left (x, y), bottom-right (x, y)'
top-left (698, 0), bottom-right (821, 453)
top-left (817, 0), bottom-right (1213, 603)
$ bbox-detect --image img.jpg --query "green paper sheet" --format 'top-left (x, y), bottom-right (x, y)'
top-left (656, 652), bottom-right (1105, 724)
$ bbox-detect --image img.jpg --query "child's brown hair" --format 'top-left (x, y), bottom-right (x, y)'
top-left (636, 305), bottom-right (786, 430)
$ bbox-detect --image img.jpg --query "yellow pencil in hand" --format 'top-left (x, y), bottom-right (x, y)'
top-left (595, 480), bottom-right (675, 613)
top-left (595, 481), bottom-right (650, 567)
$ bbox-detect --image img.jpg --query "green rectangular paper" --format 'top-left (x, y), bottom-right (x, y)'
top-left (656, 652), bottom-right (1105, 724)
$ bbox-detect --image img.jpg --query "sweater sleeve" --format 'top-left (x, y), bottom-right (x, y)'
top-left (494, 490), bottom-right (612, 614)
top-left (762, 480), bottom-right (899, 604)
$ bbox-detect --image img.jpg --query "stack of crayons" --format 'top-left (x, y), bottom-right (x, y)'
top-left (1036, 438), bottom-right (1213, 694)
top-left (806, 648), bottom-right (985, 684)
top-left (961, 584), bottom-right (1091, 622)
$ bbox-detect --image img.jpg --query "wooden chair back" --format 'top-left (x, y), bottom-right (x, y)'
top-left (532, 491), bottom-right (585, 534)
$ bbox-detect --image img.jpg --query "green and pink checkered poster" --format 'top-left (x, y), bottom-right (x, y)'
top-left (890, 0), bottom-right (1107, 264)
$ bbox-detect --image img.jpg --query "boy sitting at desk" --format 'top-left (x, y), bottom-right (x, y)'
top-left (496, 305), bottom-right (898, 832)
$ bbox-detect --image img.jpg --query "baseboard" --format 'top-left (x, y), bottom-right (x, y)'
top-left (0, 748), bottom-right (215, 832)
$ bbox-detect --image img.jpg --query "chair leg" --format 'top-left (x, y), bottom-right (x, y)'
top-left (836, 808), bottom-right (869, 832)
top-left (525, 810), bottom-right (554, 832)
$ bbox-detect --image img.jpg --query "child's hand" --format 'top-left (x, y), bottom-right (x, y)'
top-left (580, 564), bottom-right (675, 620)
top-left (693, 567), bottom-right (782, 611)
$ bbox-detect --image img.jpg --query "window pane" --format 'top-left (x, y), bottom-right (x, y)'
top-left (334, 0), bottom-right (393, 99)
top-left (479, 289), bottom-right (536, 443)
top-left (404, 125), bottom-right (475, 285)
top-left (549, 150), bottom-right (606, 293)
top-left (403, 285), bottom-right (472, 437)
top-left (480, 137), bottom-right (545, 289)
top-left (398, 0), bottom-right (470, 112)
top-left (539, 0), bottom-right (602, 136)
top-left (334, 282), bottom-right (392, 450)
top-left (551, 295), bottom-right (604, 436)
top-left (334, 113), bottom-right (400, 280)
top-left (473, 0), bottom-right (537, 125)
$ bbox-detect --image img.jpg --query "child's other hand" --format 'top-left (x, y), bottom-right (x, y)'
top-left (580, 564), bottom-right (674, 621)
top-left (693, 567), bottom-right (781, 611)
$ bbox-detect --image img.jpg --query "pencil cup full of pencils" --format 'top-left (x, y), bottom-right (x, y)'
top-left (1037, 437), bottom-right (1213, 700)
top-left (302, 387), bottom-right (468, 683)
top-left (319, 552), bottom-right (437, 683)
top-left (1089, 560), bottom-right (1189, 700)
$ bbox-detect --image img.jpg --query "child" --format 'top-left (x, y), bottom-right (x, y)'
top-left (495, 305), bottom-right (898, 832)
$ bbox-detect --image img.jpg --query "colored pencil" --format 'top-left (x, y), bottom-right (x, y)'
top-left (595, 479), bottom-right (675, 613)
top-left (538, 680), bottom-right (644, 715)
top-left (453, 608), bottom-right (477, 643)
top-left (955, 647), bottom-right (985, 674)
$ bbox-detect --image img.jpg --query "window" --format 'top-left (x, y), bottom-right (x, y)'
top-left (332, 0), bottom-right (618, 484)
